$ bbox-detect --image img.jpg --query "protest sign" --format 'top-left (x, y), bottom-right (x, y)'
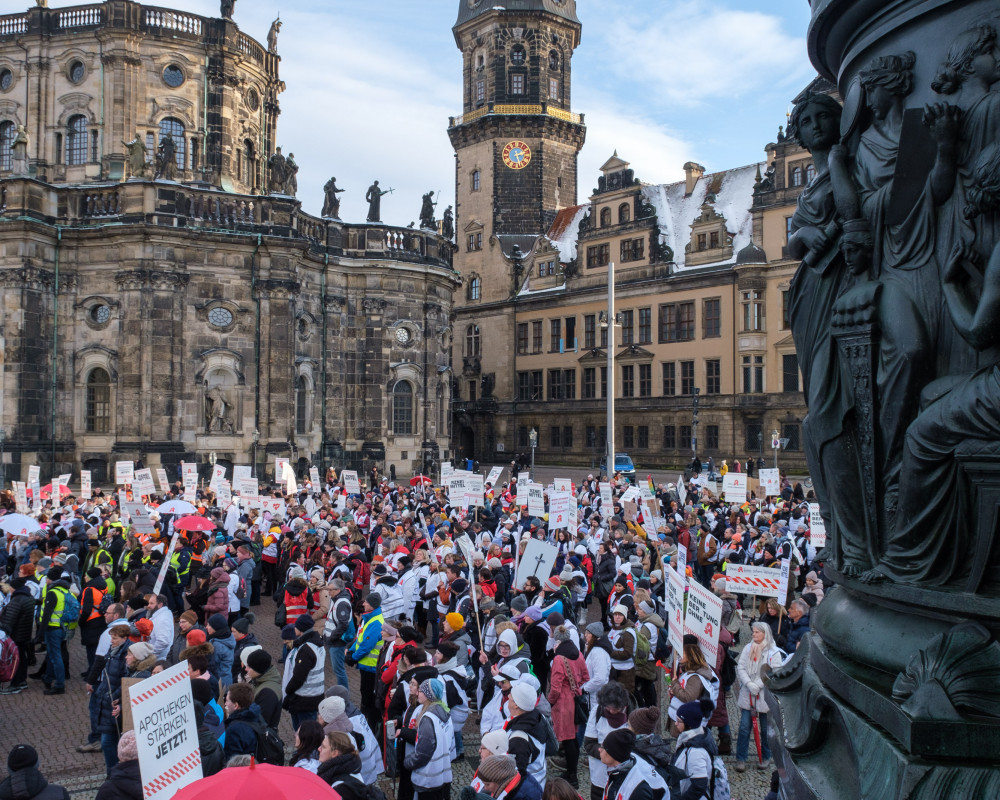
top-left (548, 491), bottom-right (573, 529)
top-left (156, 469), bottom-right (170, 496)
top-left (13, 482), bottom-right (28, 513)
top-left (120, 677), bottom-right (142, 732)
top-left (620, 486), bottom-right (641, 504)
top-left (131, 661), bottom-right (202, 800)
top-left (274, 457), bottom-right (289, 482)
top-left (666, 567), bottom-right (686, 657)
top-left (283, 461), bottom-right (297, 495)
top-left (554, 478), bottom-right (572, 492)
top-left (182, 483), bottom-right (196, 504)
top-left (217, 481), bottom-right (232, 508)
top-left (342, 470), bottom-right (361, 494)
top-left (440, 461), bottom-right (453, 485)
top-left (515, 539), bottom-right (558, 589)
top-left (525, 483), bottom-right (545, 517)
top-left (677, 545), bottom-right (687, 577)
top-left (447, 476), bottom-right (467, 504)
top-left (725, 562), bottom-right (784, 598)
top-left (30, 481), bottom-right (40, 512)
top-left (466, 474), bottom-right (485, 507)
top-left (706, 480), bottom-right (719, 497)
top-left (684, 579), bottom-right (724, 664)
top-left (124, 503), bottom-right (155, 536)
top-left (118, 491), bottom-right (129, 520)
top-left (209, 465), bottom-right (226, 493)
top-left (309, 466), bottom-right (320, 490)
top-left (623, 501), bottom-right (638, 523)
top-left (486, 465), bottom-right (503, 486)
top-left (677, 474), bottom-right (687, 505)
top-left (808, 502), bottom-right (827, 548)
top-left (260, 497), bottom-right (286, 517)
top-left (80, 470), bottom-right (92, 500)
top-left (599, 482), bottom-right (613, 509)
top-left (235, 476), bottom-right (258, 498)
top-left (233, 465), bottom-right (252, 482)
top-left (116, 461), bottom-right (134, 484)
top-left (27, 465), bottom-right (40, 485)
top-left (759, 468), bottom-right (780, 497)
top-left (778, 559), bottom-right (791, 602)
top-left (133, 468), bottom-right (156, 497)
top-left (722, 473), bottom-right (747, 504)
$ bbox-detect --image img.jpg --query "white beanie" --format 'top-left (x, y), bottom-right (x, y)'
top-left (510, 681), bottom-right (538, 712)
top-left (480, 729), bottom-right (509, 756)
top-left (317, 696), bottom-right (346, 723)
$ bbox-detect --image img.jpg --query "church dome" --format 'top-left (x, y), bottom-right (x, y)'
top-left (735, 241), bottom-right (768, 265)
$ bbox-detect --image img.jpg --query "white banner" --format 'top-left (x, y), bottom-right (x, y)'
top-left (274, 457), bottom-right (289, 483)
top-left (131, 660), bottom-right (203, 800)
top-left (156, 469), bottom-right (170, 496)
top-left (466, 474), bottom-right (485, 508)
top-left (725, 562), bottom-right (784, 598)
top-left (124, 502), bottom-right (155, 535)
top-left (548, 491), bottom-right (573, 530)
top-left (808, 502), bottom-right (827, 548)
top-left (440, 461), bottom-right (453, 486)
top-left (80, 470), bottom-right (92, 500)
top-left (554, 478), bottom-right (572, 493)
top-left (515, 539), bottom-right (558, 589)
top-left (133, 468), bottom-right (156, 497)
top-left (115, 461), bottom-right (134, 485)
top-left (28, 465), bottom-right (40, 485)
top-left (485, 466), bottom-right (503, 486)
top-left (599, 481), bottom-right (613, 509)
top-left (526, 483), bottom-right (545, 517)
top-left (260, 497), bottom-right (286, 518)
top-left (722, 473), bottom-right (747, 504)
top-left (684, 579), bottom-right (724, 665)
top-left (666, 566), bottom-right (686, 658)
top-left (759, 468), bottom-right (780, 497)
top-left (342, 470), bottom-right (361, 494)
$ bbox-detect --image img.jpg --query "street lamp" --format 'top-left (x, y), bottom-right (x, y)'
top-left (528, 427), bottom-right (537, 482)
top-left (251, 429), bottom-right (260, 478)
top-left (772, 429), bottom-right (780, 470)
top-left (0, 428), bottom-right (6, 492)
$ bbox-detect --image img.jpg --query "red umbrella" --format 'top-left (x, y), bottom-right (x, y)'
top-left (750, 694), bottom-right (764, 766)
top-left (173, 515), bottom-right (215, 532)
top-left (172, 761), bottom-right (338, 800)
top-left (26, 483), bottom-right (72, 500)
top-left (409, 475), bottom-right (433, 486)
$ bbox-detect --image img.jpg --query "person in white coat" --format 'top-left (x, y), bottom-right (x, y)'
top-left (581, 622), bottom-right (612, 711)
top-left (734, 621), bottom-right (784, 772)
top-left (582, 681), bottom-right (630, 800)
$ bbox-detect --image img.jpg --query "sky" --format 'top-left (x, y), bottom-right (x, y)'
top-left (61, 0), bottom-right (816, 226)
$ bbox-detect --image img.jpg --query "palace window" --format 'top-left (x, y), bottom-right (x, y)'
top-left (600, 207), bottom-right (612, 227)
top-left (681, 361), bottom-right (695, 395)
top-left (392, 381), bottom-right (413, 435)
top-left (662, 362), bottom-right (675, 396)
top-left (517, 323), bottom-right (528, 354)
top-left (467, 275), bottom-right (481, 301)
top-left (619, 203), bottom-right (631, 224)
top-left (66, 115), bottom-right (88, 165)
top-left (706, 359), bottom-right (721, 394)
top-left (639, 364), bottom-right (651, 397)
top-left (782, 354), bottom-right (800, 393)
top-left (0, 121), bottom-right (13, 171)
top-left (742, 290), bottom-right (763, 331)
top-left (465, 324), bottom-right (481, 357)
top-left (295, 375), bottom-right (308, 435)
top-left (85, 368), bottom-right (112, 433)
top-left (622, 365), bottom-right (634, 398)
top-left (703, 297), bottom-right (720, 338)
top-left (159, 117), bottom-right (186, 170)
top-left (743, 354), bottom-right (764, 393)
top-left (510, 74), bottom-right (525, 95)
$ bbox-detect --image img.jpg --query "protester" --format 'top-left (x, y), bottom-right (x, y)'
top-left (734, 622), bottom-right (783, 772)
top-left (0, 746), bottom-right (69, 800)
top-left (94, 732), bottom-right (141, 800)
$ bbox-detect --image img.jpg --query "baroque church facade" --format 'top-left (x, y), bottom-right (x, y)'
top-left (0, 1), bottom-right (457, 484)
top-left (447, 0), bottom-right (811, 472)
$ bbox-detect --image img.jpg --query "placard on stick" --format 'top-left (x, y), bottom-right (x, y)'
top-left (684, 579), bottom-right (724, 665)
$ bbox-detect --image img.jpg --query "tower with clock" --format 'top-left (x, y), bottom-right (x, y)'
top-left (448, 0), bottom-right (586, 460)
top-left (448, 0), bottom-right (586, 303)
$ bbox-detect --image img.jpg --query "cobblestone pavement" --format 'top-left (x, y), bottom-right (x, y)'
top-left (1, 596), bottom-right (775, 799)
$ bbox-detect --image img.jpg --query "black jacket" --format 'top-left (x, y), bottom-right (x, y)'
top-left (197, 725), bottom-right (225, 776)
top-left (506, 708), bottom-right (555, 778)
top-left (0, 768), bottom-right (70, 800)
top-left (317, 753), bottom-right (367, 800)
top-left (0, 587), bottom-right (36, 645)
top-left (94, 760), bottom-right (142, 800)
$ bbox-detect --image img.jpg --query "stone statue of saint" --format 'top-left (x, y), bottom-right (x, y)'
top-left (122, 134), bottom-right (147, 179)
top-left (267, 18), bottom-right (281, 53)
top-left (220, 0), bottom-right (235, 19)
top-left (205, 386), bottom-right (234, 433)
top-left (442, 205), bottom-right (454, 240)
top-left (322, 178), bottom-right (345, 218)
top-left (284, 152), bottom-right (298, 196)
top-left (366, 180), bottom-right (389, 222)
top-left (11, 125), bottom-right (29, 175)
top-left (268, 147), bottom-right (287, 195)
top-left (155, 134), bottom-right (177, 180)
top-left (419, 191), bottom-right (438, 230)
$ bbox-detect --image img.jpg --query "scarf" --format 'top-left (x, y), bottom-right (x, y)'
top-left (604, 708), bottom-right (627, 728)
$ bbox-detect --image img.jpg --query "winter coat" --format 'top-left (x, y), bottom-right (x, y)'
top-left (93, 641), bottom-right (130, 735)
top-left (94, 760), bottom-right (142, 800)
top-left (232, 632), bottom-right (259, 680)
top-left (223, 705), bottom-right (263, 760)
top-left (736, 641), bottom-right (783, 714)
top-left (788, 614), bottom-right (810, 652)
top-left (0, 767), bottom-right (70, 800)
top-left (595, 553), bottom-right (617, 597)
top-left (0, 587), bottom-right (36, 645)
top-left (169, 625), bottom-right (205, 666)
top-left (79, 578), bottom-right (109, 647)
top-left (547, 645), bottom-right (589, 741)
top-left (197, 725), bottom-right (225, 776)
top-left (316, 753), bottom-right (367, 800)
top-left (204, 575), bottom-right (230, 617)
top-left (208, 630), bottom-right (236, 693)
top-left (761, 610), bottom-right (790, 652)
top-left (249, 664), bottom-right (283, 728)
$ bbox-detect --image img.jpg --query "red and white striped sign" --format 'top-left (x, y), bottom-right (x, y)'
top-left (131, 661), bottom-right (202, 800)
top-left (724, 563), bottom-right (784, 598)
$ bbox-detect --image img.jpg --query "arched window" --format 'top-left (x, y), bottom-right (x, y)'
top-left (600, 207), bottom-right (612, 227)
top-left (790, 166), bottom-right (803, 187)
top-left (159, 117), bottom-right (186, 171)
top-left (85, 368), bottom-right (111, 433)
top-left (66, 115), bottom-right (88, 165)
top-left (619, 203), bottom-right (631, 224)
top-left (392, 381), bottom-right (413, 435)
top-left (466, 324), bottom-right (481, 357)
top-left (805, 163), bottom-right (816, 183)
top-left (468, 275), bottom-right (481, 301)
top-left (242, 138), bottom-right (255, 186)
top-left (295, 375), bottom-right (307, 435)
top-left (0, 121), bottom-right (13, 171)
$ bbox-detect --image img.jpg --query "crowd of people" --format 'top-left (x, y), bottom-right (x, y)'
top-left (0, 465), bottom-right (823, 800)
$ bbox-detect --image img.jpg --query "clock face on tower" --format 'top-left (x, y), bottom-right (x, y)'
top-left (502, 141), bottom-right (532, 170)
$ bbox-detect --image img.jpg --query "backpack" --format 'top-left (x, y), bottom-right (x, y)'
top-left (58, 588), bottom-right (81, 630)
top-left (235, 576), bottom-right (248, 601)
top-left (652, 624), bottom-right (671, 663)
top-left (0, 633), bottom-right (20, 682)
top-left (96, 589), bottom-right (114, 616)
top-left (248, 720), bottom-right (285, 765)
top-left (719, 648), bottom-right (737, 688)
top-left (675, 742), bottom-right (731, 800)
top-left (635, 626), bottom-right (651, 664)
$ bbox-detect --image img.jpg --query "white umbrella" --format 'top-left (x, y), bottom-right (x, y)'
top-left (156, 499), bottom-right (197, 516)
top-left (0, 514), bottom-right (42, 537)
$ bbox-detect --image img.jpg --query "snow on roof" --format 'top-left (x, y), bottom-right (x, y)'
top-left (642, 162), bottom-right (761, 271)
top-left (544, 204), bottom-right (588, 263)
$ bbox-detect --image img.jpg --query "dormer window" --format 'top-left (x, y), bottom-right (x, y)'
top-left (619, 203), bottom-right (631, 224)
top-left (600, 207), bottom-right (612, 227)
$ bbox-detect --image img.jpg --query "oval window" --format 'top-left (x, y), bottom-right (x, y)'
top-left (162, 64), bottom-right (184, 88)
top-left (208, 307), bottom-right (234, 328)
